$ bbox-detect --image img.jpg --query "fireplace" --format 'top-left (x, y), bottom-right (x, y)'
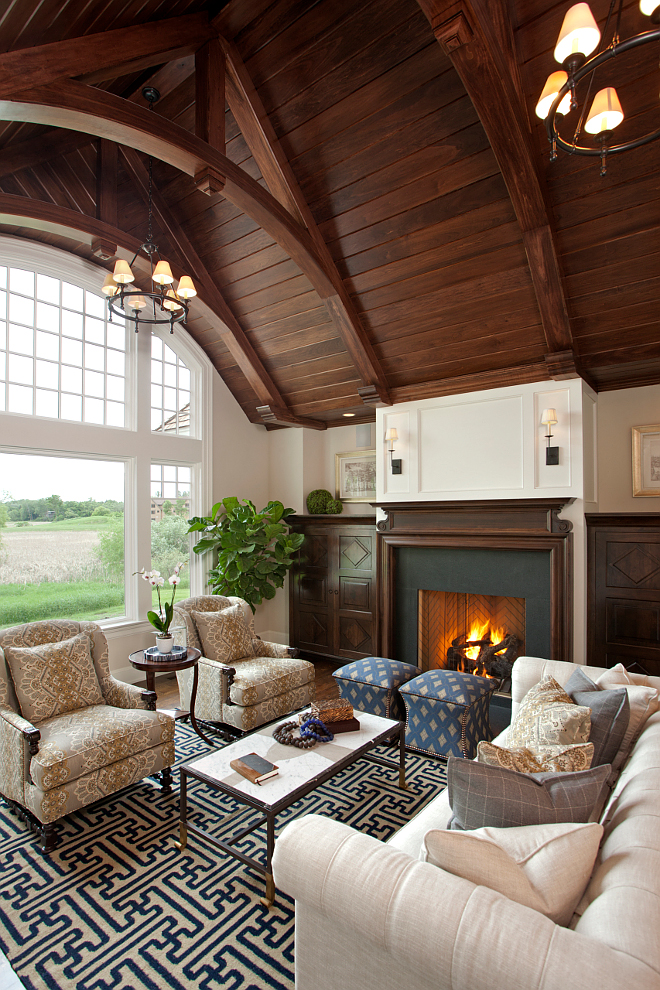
top-left (419, 590), bottom-right (524, 686)
top-left (377, 499), bottom-right (574, 674)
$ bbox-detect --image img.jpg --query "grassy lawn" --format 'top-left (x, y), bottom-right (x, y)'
top-left (0, 580), bottom-right (125, 626)
top-left (7, 516), bottom-right (118, 533)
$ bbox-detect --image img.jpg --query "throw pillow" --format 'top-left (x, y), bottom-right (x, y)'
top-left (596, 664), bottom-right (660, 772)
top-left (507, 674), bottom-right (591, 752)
top-left (193, 605), bottom-right (254, 663)
top-left (421, 820), bottom-right (603, 926)
top-left (477, 740), bottom-right (594, 773)
top-left (447, 757), bottom-right (611, 830)
top-left (4, 633), bottom-right (104, 723)
top-left (564, 666), bottom-right (630, 768)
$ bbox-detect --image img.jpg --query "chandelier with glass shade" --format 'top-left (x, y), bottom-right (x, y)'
top-left (101, 88), bottom-right (197, 332)
top-left (536, 0), bottom-right (660, 175)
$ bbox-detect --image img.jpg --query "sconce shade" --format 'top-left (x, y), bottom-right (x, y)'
top-left (127, 294), bottom-right (147, 311)
top-left (640, 0), bottom-right (660, 15)
top-left (101, 272), bottom-right (118, 296)
top-left (112, 259), bottom-right (135, 284)
top-left (177, 275), bottom-right (197, 299)
top-left (585, 87), bottom-right (624, 133)
top-left (536, 72), bottom-right (571, 119)
top-left (385, 428), bottom-right (398, 442)
top-left (554, 3), bottom-right (601, 63)
top-left (541, 408), bottom-right (558, 427)
top-left (152, 261), bottom-right (174, 285)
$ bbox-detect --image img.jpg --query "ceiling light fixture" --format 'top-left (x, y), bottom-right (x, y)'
top-left (536, 1), bottom-right (660, 175)
top-left (102, 88), bottom-right (196, 332)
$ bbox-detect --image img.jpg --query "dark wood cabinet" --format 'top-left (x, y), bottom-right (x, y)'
top-left (289, 515), bottom-right (378, 663)
top-left (587, 513), bottom-right (660, 676)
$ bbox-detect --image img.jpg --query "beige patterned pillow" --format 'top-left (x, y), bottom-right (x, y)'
top-left (5, 633), bottom-right (104, 723)
top-left (477, 740), bottom-right (595, 773)
top-left (193, 606), bottom-right (254, 663)
top-left (508, 675), bottom-right (592, 752)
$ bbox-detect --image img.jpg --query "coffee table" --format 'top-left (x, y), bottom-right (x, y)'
top-left (174, 710), bottom-right (406, 906)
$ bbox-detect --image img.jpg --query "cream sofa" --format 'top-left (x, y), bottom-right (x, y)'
top-left (273, 658), bottom-right (660, 990)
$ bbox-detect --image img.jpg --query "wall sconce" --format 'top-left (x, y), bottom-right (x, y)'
top-left (541, 408), bottom-right (559, 465)
top-left (385, 428), bottom-right (402, 474)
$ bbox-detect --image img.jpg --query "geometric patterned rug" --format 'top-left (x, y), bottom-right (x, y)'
top-left (0, 723), bottom-right (447, 990)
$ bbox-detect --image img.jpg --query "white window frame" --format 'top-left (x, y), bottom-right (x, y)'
top-left (0, 237), bottom-right (212, 632)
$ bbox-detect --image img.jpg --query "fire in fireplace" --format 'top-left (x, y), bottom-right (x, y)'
top-left (418, 590), bottom-right (525, 690)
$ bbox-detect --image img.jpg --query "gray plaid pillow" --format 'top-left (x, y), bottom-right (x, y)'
top-left (564, 666), bottom-right (630, 768)
top-left (448, 758), bottom-right (611, 830)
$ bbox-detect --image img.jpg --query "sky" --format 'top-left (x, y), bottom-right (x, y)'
top-left (0, 452), bottom-right (125, 502)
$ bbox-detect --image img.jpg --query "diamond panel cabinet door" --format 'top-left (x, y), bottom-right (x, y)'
top-left (289, 516), bottom-right (378, 663)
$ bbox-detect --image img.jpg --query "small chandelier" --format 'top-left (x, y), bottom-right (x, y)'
top-left (536, 1), bottom-right (660, 175)
top-left (101, 87), bottom-right (196, 332)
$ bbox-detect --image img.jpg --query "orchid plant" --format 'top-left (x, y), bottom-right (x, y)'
top-left (135, 563), bottom-right (186, 637)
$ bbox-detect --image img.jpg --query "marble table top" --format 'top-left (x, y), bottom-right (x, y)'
top-left (183, 709), bottom-right (400, 809)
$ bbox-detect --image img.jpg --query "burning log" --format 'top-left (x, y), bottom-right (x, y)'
top-left (447, 631), bottom-right (519, 689)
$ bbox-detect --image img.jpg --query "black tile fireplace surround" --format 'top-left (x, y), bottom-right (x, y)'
top-left (376, 499), bottom-right (574, 667)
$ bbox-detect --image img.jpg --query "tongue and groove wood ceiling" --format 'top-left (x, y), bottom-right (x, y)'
top-left (0, 0), bottom-right (657, 428)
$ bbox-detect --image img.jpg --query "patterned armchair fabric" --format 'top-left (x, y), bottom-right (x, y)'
top-left (173, 596), bottom-right (315, 732)
top-left (0, 620), bottom-right (175, 843)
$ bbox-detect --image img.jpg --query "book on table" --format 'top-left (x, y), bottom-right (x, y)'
top-left (230, 752), bottom-right (279, 785)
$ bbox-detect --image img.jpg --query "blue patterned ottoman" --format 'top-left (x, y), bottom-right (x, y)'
top-left (333, 658), bottom-right (421, 722)
top-left (399, 669), bottom-right (495, 759)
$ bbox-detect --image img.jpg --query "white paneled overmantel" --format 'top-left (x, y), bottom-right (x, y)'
top-left (376, 379), bottom-right (597, 503)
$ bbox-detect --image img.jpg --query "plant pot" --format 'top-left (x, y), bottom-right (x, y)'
top-left (156, 634), bottom-right (174, 654)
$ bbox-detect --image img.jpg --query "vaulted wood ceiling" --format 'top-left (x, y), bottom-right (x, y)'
top-left (0, 0), bottom-right (657, 428)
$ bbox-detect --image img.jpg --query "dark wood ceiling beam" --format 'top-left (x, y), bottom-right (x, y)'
top-left (93, 139), bottom-right (118, 261)
top-left (0, 14), bottom-right (213, 100)
top-left (219, 35), bottom-right (391, 407)
top-left (0, 80), bottom-right (348, 308)
top-left (194, 38), bottom-right (225, 195)
top-left (118, 145), bottom-right (324, 429)
top-left (416, 0), bottom-right (577, 378)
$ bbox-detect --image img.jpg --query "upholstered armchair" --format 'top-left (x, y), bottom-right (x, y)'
top-left (173, 596), bottom-right (315, 734)
top-left (0, 619), bottom-right (175, 853)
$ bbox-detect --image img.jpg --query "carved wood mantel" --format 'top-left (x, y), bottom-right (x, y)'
top-left (375, 499), bottom-right (574, 663)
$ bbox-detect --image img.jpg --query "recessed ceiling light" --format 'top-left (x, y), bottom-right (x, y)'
top-left (343, 412), bottom-right (356, 417)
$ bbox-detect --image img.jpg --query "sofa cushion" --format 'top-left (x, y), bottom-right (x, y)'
top-left (447, 758), bottom-right (611, 830)
top-left (596, 664), bottom-right (660, 772)
top-left (507, 675), bottom-right (592, 753)
top-left (564, 666), bottom-right (630, 768)
top-left (29, 705), bottom-right (175, 790)
top-left (227, 655), bottom-right (315, 706)
top-left (193, 605), bottom-right (254, 663)
top-left (477, 740), bottom-right (594, 773)
top-left (421, 821), bottom-right (603, 926)
top-left (5, 633), bottom-right (104, 723)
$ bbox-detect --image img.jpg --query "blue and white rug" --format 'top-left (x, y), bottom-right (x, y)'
top-left (0, 724), bottom-right (446, 990)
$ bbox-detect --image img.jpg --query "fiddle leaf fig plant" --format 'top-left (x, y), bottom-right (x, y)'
top-left (187, 497), bottom-right (303, 612)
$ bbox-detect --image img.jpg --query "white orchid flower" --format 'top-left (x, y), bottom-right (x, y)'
top-left (169, 574), bottom-right (180, 586)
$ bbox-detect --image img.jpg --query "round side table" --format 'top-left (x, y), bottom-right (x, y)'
top-left (129, 647), bottom-right (215, 746)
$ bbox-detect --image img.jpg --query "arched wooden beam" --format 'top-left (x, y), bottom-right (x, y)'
top-left (0, 193), bottom-right (326, 427)
top-left (0, 78), bottom-right (390, 401)
top-left (416, 0), bottom-right (578, 378)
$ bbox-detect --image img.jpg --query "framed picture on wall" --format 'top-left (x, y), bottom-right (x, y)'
top-left (335, 450), bottom-right (376, 503)
top-left (632, 425), bottom-right (660, 496)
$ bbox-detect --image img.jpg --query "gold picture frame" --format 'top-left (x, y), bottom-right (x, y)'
top-left (335, 449), bottom-right (376, 503)
top-left (632, 424), bottom-right (660, 496)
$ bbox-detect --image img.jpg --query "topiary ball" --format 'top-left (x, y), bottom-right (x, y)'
top-left (326, 499), bottom-right (343, 514)
top-left (306, 488), bottom-right (338, 514)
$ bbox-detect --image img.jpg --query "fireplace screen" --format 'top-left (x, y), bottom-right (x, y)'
top-left (418, 590), bottom-right (525, 688)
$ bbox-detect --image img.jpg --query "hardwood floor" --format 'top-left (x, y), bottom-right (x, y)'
top-left (140, 657), bottom-right (342, 713)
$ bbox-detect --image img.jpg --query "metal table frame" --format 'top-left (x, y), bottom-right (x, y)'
top-left (175, 720), bottom-right (406, 907)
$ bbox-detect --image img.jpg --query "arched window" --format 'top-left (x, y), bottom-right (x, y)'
top-left (0, 237), bottom-right (211, 632)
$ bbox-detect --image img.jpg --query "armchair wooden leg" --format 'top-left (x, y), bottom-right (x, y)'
top-left (40, 822), bottom-right (58, 854)
top-left (159, 766), bottom-right (173, 794)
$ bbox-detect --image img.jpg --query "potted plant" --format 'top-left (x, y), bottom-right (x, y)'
top-left (187, 498), bottom-right (304, 612)
top-left (135, 563), bottom-right (185, 652)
